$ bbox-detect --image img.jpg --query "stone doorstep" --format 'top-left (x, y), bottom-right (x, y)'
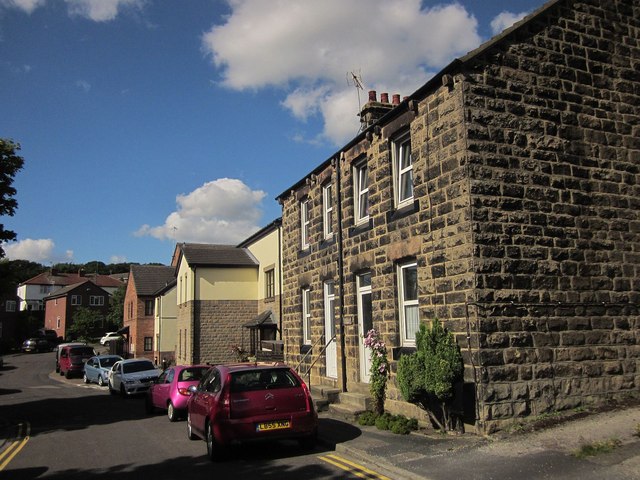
top-left (337, 391), bottom-right (374, 411)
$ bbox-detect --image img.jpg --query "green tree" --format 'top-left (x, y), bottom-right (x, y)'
top-left (106, 285), bottom-right (126, 330)
top-left (68, 307), bottom-right (104, 341)
top-left (397, 319), bottom-right (464, 432)
top-left (0, 139), bottom-right (25, 259)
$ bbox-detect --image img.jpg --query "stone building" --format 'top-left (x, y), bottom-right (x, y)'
top-left (276, 0), bottom-right (639, 432)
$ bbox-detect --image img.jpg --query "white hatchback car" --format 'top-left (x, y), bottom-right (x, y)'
top-left (100, 332), bottom-right (122, 345)
top-left (108, 358), bottom-right (161, 397)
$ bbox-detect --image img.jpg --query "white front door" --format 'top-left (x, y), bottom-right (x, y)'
top-left (357, 273), bottom-right (373, 383)
top-left (324, 281), bottom-right (337, 379)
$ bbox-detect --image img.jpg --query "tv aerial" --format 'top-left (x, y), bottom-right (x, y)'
top-left (347, 70), bottom-right (365, 132)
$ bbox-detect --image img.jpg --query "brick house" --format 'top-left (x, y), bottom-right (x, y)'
top-left (18, 270), bottom-right (123, 312)
top-left (276, 0), bottom-right (639, 433)
top-left (43, 280), bottom-right (111, 341)
top-left (123, 265), bottom-right (176, 361)
top-left (174, 222), bottom-right (282, 365)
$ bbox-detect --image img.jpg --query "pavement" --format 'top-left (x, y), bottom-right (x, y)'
top-left (317, 403), bottom-right (640, 480)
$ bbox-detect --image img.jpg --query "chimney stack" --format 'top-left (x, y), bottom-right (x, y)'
top-left (359, 90), bottom-right (402, 130)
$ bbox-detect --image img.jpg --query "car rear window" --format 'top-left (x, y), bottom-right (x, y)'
top-left (100, 357), bottom-right (120, 368)
top-left (123, 361), bottom-right (155, 374)
top-left (70, 347), bottom-right (94, 356)
top-left (178, 366), bottom-right (209, 382)
top-left (229, 369), bottom-right (300, 393)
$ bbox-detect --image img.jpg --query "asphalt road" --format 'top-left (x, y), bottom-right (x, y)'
top-left (0, 351), bottom-right (385, 480)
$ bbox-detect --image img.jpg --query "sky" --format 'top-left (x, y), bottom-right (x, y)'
top-left (1, 0), bottom-right (543, 266)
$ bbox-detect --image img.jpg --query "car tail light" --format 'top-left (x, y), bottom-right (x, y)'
top-left (220, 373), bottom-right (231, 419)
top-left (300, 378), bottom-right (313, 412)
top-left (178, 387), bottom-right (191, 396)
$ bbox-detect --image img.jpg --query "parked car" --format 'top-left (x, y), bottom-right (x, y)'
top-left (58, 344), bottom-right (96, 379)
top-left (100, 332), bottom-right (122, 345)
top-left (36, 329), bottom-right (60, 350)
top-left (83, 355), bottom-right (123, 386)
top-left (146, 365), bottom-right (210, 421)
top-left (186, 362), bottom-right (318, 461)
top-left (21, 337), bottom-right (49, 353)
top-left (55, 342), bottom-right (87, 373)
top-left (108, 358), bottom-right (161, 397)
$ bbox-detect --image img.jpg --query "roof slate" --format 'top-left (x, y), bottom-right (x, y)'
top-left (179, 243), bottom-right (258, 268)
top-left (130, 265), bottom-right (176, 296)
top-left (20, 271), bottom-right (124, 288)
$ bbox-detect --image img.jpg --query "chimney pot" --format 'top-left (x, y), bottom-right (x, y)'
top-left (368, 90), bottom-right (377, 102)
top-left (392, 94), bottom-right (401, 105)
top-left (380, 92), bottom-right (389, 103)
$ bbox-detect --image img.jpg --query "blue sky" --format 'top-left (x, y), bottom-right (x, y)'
top-left (1, 0), bottom-right (542, 266)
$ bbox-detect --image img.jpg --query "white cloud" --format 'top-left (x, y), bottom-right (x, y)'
top-left (75, 79), bottom-right (91, 92)
top-left (110, 255), bottom-right (127, 263)
top-left (202, 0), bottom-right (481, 145)
top-left (135, 178), bottom-right (267, 245)
top-left (490, 10), bottom-right (530, 35)
top-left (65, 0), bottom-right (145, 22)
top-left (3, 238), bottom-right (74, 263)
top-left (0, 0), bottom-right (45, 14)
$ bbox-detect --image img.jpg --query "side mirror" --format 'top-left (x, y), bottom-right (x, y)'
top-left (188, 385), bottom-right (197, 394)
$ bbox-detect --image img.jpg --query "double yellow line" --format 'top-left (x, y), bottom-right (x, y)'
top-left (319, 453), bottom-right (391, 479)
top-left (0, 422), bottom-right (30, 471)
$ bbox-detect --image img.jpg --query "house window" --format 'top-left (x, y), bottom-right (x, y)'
top-left (265, 268), bottom-right (275, 299)
top-left (300, 198), bottom-right (310, 250)
top-left (40, 285), bottom-right (52, 294)
top-left (71, 295), bottom-right (81, 306)
top-left (392, 131), bottom-right (413, 208)
top-left (302, 288), bottom-right (311, 345)
top-left (398, 261), bottom-right (419, 346)
top-left (322, 183), bottom-right (334, 239)
top-left (144, 337), bottom-right (153, 351)
top-left (56, 316), bottom-right (61, 328)
top-left (145, 299), bottom-right (154, 316)
top-left (354, 161), bottom-right (369, 224)
top-left (89, 295), bottom-right (104, 306)
top-left (6, 300), bottom-right (16, 312)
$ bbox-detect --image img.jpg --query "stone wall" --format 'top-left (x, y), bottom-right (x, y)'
top-left (460, 0), bottom-right (640, 431)
top-left (279, 0), bottom-right (639, 433)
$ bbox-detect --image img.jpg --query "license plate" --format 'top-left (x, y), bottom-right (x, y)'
top-left (256, 420), bottom-right (290, 432)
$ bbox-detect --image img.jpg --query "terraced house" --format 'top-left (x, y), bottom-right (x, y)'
top-left (277, 0), bottom-right (639, 433)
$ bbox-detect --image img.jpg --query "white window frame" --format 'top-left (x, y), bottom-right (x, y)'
top-left (392, 131), bottom-right (413, 208)
top-left (354, 161), bottom-right (369, 224)
top-left (302, 288), bottom-right (311, 345)
top-left (5, 300), bottom-right (16, 312)
top-left (56, 316), bottom-right (61, 328)
top-left (300, 198), bottom-right (311, 250)
top-left (322, 183), bottom-right (334, 239)
top-left (398, 261), bottom-right (419, 346)
top-left (90, 295), bottom-right (104, 306)
top-left (71, 295), bottom-right (81, 306)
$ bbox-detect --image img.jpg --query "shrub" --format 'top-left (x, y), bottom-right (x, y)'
top-left (374, 412), bottom-right (394, 430)
top-left (396, 319), bottom-right (464, 432)
top-left (357, 411), bottom-right (378, 426)
top-left (364, 329), bottom-right (389, 415)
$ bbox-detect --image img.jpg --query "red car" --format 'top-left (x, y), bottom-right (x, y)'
top-left (58, 345), bottom-right (96, 379)
top-left (146, 365), bottom-right (210, 421)
top-left (186, 363), bottom-right (318, 461)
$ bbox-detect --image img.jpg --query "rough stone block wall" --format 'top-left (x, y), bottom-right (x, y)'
top-left (194, 299), bottom-right (258, 365)
top-left (462, 0), bottom-right (640, 431)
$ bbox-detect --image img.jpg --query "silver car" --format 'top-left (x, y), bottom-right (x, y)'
top-left (83, 355), bottom-right (122, 386)
top-left (108, 359), bottom-right (161, 397)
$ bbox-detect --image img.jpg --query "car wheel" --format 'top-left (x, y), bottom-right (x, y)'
top-left (98, 375), bottom-right (105, 387)
top-left (65, 370), bottom-right (72, 379)
top-left (59, 369), bottom-right (64, 376)
top-left (120, 385), bottom-right (127, 398)
top-left (109, 381), bottom-right (117, 395)
top-left (206, 422), bottom-right (219, 461)
top-left (83, 373), bottom-right (89, 384)
top-left (187, 413), bottom-right (197, 440)
top-left (167, 402), bottom-right (177, 422)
